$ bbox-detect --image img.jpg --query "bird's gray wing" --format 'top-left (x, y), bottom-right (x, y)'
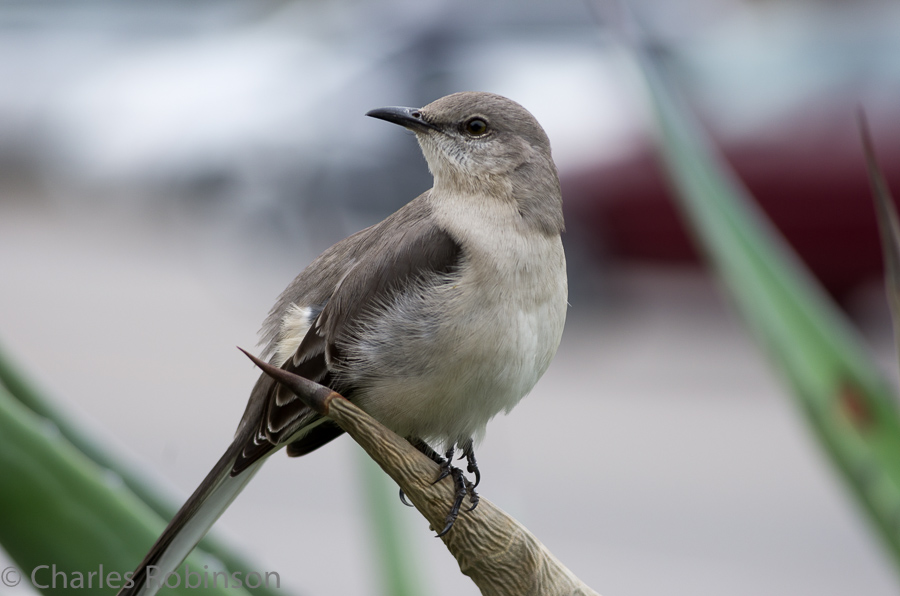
top-left (232, 192), bottom-right (462, 472)
top-left (118, 195), bottom-right (460, 596)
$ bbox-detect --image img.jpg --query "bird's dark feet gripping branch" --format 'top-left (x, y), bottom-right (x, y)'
top-left (401, 439), bottom-right (481, 536)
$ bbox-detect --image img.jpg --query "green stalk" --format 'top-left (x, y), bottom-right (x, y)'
top-left (358, 451), bottom-right (425, 596)
top-left (636, 51), bottom-right (900, 570)
top-left (860, 114), bottom-right (900, 378)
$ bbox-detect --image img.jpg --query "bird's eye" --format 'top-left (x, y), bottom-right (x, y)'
top-left (464, 118), bottom-right (489, 136)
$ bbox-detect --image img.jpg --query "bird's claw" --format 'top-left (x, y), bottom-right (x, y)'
top-left (462, 441), bottom-right (481, 488)
top-left (433, 447), bottom-right (455, 485)
top-left (435, 467), bottom-right (467, 537)
top-left (403, 439), bottom-right (482, 535)
top-left (465, 477), bottom-right (480, 512)
top-left (399, 488), bottom-right (415, 507)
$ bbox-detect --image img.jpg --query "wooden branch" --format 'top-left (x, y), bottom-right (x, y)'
top-left (240, 348), bottom-right (600, 596)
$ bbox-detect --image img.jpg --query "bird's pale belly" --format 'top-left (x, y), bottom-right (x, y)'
top-left (350, 281), bottom-right (567, 447)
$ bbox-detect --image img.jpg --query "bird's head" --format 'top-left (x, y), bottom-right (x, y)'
top-left (367, 91), bottom-right (563, 235)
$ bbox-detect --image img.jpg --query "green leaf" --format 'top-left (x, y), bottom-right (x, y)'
top-left (0, 344), bottom-right (288, 596)
top-left (860, 112), bottom-right (900, 377)
top-left (0, 381), bottom-right (259, 596)
top-left (636, 51), bottom-right (900, 570)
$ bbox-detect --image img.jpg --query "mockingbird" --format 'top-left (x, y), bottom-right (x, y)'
top-left (118, 91), bottom-right (567, 596)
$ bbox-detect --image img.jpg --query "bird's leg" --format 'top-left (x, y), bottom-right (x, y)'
top-left (401, 439), bottom-right (475, 534)
top-left (460, 438), bottom-right (481, 488)
top-left (436, 466), bottom-right (467, 537)
top-left (410, 437), bottom-right (447, 466)
top-left (459, 439), bottom-right (480, 511)
top-left (433, 445), bottom-right (481, 535)
top-left (434, 447), bottom-right (455, 484)
top-left (399, 438), bottom-right (448, 507)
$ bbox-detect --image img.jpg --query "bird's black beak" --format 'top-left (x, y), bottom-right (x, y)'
top-left (366, 106), bottom-right (437, 133)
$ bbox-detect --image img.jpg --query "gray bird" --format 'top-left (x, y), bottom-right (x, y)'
top-left (118, 91), bottom-right (567, 596)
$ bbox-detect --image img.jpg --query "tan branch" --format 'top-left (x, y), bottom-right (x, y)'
top-left (241, 348), bottom-right (600, 596)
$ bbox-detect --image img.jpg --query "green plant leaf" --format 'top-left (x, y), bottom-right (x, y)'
top-left (0, 344), bottom-right (288, 596)
top-left (860, 113), bottom-right (900, 377)
top-left (0, 381), bottom-right (264, 596)
top-left (636, 50), bottom-right (900, 570)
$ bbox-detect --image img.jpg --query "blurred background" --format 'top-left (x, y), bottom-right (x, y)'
top-left (2, 0), bottom-right (900, 594)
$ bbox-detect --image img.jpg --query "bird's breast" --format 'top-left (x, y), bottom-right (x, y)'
top-left (341, 205), bottom-right (568, 447)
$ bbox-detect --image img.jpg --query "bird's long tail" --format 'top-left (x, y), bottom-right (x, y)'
top-left (117, 444), bottom-right (265, 596)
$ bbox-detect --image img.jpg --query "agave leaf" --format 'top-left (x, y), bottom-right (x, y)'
top-left (860, 112), bottom-right (900, 375)
top-left (0, 344), bottom-right (288, 595)
top-left (636, 51), bottom-right (900, 569)
top-left (0, 381), bottom-right (262, 596)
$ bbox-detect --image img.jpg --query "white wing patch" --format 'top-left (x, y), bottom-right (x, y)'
top-left (273, 304), bottom-right (315, 367)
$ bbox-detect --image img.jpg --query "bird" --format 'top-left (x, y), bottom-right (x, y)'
top-left (117, 91), bottom-right (567, 596)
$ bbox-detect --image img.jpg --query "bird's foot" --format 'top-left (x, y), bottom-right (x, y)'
top-left (400, 439), bottom-right (481, 534)
top-left (412, 437), bottom-right (447, 466)
top-left (433, 445), bottom-right (481, 534)
top-left (435, 466), bottom-right (468, 537)
top-left (399, 440), bottom-right (452, 507)
top-left (461, 439), bottom-right (481, 489)
top-left (434, 447), bottom-right (455, 484)
top-left (459, 440), bottom-right (480, 512)
top-left (463, 477), bottom-right (479, 512)
top-left (398, 488), bottom-right (414, 507)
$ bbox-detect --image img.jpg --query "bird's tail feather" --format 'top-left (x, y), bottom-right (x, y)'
top-left (117, 445), bottom-right (265, 596)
